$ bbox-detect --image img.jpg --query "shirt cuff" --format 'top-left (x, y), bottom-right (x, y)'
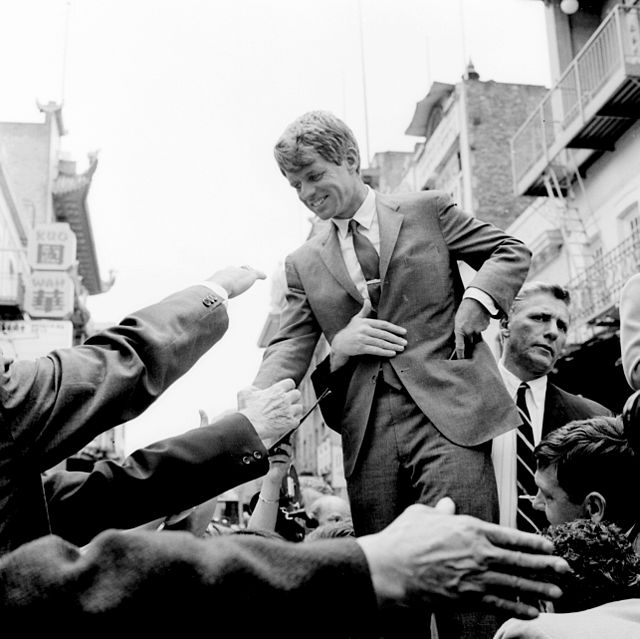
top-left (199, 280), bottom-right (229, 306)
top-left (464, 287), bottom-right (500, 318)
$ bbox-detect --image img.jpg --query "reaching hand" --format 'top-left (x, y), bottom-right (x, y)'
top-left (330, 300), bottom-right (407, 371)
top-left (454, 297), bottom-right (490, 359)
top-left (357, 501), bottom-right (569, 620)
top-left (207, 265), bottom-right (267, 299)
top-left (237, 379), bottom-right (303, 447)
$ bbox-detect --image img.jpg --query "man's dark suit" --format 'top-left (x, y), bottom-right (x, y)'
top-left (44, 412), bottom-right (268, 546)
top-left (0, 284), bottom-right (229, 554)
top-left (542, 382), bottom-right (613, 437)
top-left (0, 528), bottom-right (377, 635)
top-left (255, 189), bottom-right (531, 532)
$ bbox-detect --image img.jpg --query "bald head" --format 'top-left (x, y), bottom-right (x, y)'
top-left (309, 495), bottom-right (352, 526)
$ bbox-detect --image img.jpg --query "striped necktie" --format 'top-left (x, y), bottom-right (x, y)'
top-left (348, 219), bottom-right (381, 313)
top-left (515, 382), bottom-right (547, 533)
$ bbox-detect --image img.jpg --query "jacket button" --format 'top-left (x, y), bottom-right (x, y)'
top-left (203, 299), bottom-right (212, 307)
top-left (242, 455), bottom-right (252, 465)
top-left (253, 451), bottom-right (263, 460)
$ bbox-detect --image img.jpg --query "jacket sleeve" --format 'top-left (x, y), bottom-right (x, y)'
top-left (435, 191), bottom-right (532, 316)
top-left (44, 413), bottom-right (268, 546)
top-left (1, 285), bottom-right (229, 470)
top-left (0, 530), bottom-right (379, 636)
top-left (254, 257), bottom-right (322, 388)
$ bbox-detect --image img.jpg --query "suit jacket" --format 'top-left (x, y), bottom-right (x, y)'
top-left (0, 529), bottom-right (378, 636)
top-left (44, 413), bottom-right (268, 546)
top-left (621, 273), bottom-right (640, 391)
top-left (0, 284), bottom-right (228, 554)
top-left (542, 382), bottom-right (613, 438)
top-left (255, 190), bottom-right (531, 475)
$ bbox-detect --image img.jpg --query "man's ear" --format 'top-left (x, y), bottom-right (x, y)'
top-left (583, 492), bottom-right (606, 523)
top-left (345, 147), bottom-right (359, 173)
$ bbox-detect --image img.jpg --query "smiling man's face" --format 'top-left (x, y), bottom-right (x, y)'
top-left (502, 292), bottom-right (570, 381)
top-left (282, 148), bottom-right (364, 221)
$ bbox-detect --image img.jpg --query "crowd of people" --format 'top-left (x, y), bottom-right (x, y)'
top-left (1, 109), bottom-right (639, 638)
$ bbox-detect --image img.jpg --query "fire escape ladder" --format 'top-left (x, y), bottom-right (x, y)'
top-left (542, 166), bottom-right (589, 282)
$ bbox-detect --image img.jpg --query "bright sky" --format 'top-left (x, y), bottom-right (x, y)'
top-left (1, 0), bottom-right (550, 453)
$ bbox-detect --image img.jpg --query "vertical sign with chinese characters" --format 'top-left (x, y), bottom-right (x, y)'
top-left (28, 223), bottom-right (77, 270)
top-left (25, 223), bottom-right (77, 318)
top-left (25, 271), bottom-right (75, 318)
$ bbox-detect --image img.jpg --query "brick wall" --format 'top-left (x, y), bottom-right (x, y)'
top-left (464, 79), bottom-right (547, 229)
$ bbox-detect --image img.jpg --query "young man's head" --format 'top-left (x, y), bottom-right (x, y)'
top-left (533, 416), bottom-right (639, 530)
top-left (274, 111), bottom-right (367, 221)
top-left (500, 281), bottom-right (571, 381)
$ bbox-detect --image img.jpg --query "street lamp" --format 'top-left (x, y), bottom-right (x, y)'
top-left (560, 0), bottom-right (579, 15)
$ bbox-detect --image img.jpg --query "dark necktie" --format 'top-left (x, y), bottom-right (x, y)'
top-left (515, 382), bottom-right (547, 533)
top-left (348, 219), bottom-right (381, 312)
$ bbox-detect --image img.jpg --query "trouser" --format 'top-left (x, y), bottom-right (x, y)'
top-left (345, 372), bottom-right (504, 639)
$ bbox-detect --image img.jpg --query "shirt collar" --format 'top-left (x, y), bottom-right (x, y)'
top-left (498, 359), bottom-right (547, 411)
top-left (332, 186), bottom-right (375, 239)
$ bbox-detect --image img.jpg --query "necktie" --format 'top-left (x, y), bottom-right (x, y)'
top-left (515, 382), bottom-right (547, 533)
top-left (348, 219), bottom-right (381, 312)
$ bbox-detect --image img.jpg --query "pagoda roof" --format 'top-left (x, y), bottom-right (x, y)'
top-left (52, 154), bottom-right (106, 295)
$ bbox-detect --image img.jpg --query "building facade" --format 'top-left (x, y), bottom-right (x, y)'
top-left (0, 102), bottom-right (120, 468)
top-left (508, 0), bottom-right (640, 411)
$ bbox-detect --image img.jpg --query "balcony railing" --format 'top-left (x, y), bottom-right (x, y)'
top-left (511, 4), bottom-right (640, 196)
top-left (566, 229), bottom-right (640, 342)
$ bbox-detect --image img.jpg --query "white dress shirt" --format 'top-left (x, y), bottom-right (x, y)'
top-left (331, 186), bottom-right (500, 314)
top-left (492, 361), bottom-right (548, 528)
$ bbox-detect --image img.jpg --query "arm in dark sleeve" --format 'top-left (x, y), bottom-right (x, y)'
top-left (0, 530), bottom-right (379, 636)
top-left (2, 285), bottom-right (229, 469)
top-left (45, 413), bottom-right (268, 546)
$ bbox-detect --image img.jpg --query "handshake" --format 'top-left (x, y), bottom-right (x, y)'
top-left (236, 379), bottom-right (303, 449)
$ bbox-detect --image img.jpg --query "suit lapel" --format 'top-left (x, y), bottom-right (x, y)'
top-left (542, 384), bottom-right (569, 437)
top-left (376, 194), bottom-right (402, 282)
top-left (319, 223), bottom-right (363, 303)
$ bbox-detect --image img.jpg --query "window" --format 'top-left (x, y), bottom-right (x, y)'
top-left (619, 202), bottom-right (640, 242)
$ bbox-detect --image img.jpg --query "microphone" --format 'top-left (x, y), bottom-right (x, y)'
top-left (268, 387), bottom-right (332, 455)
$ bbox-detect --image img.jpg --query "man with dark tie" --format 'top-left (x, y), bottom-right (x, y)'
top-left (252, 110), bottom-right (532, 638)
top-left (493, 281), bottom-right (612, 532)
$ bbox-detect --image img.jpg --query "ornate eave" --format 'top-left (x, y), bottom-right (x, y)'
top-left (52, 154), bottom-right (107, 295)
top-left (405, 82), bottom-right (455, 137)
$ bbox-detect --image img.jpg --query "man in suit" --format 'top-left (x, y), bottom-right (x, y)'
top-left (253, 111), bottom-right (531, 637)
top-left (493, 281), bottom-right (612, 532)
top-left (254, 111), bottom-right (530, 531)
top-left (0, 264), bottom-right (302, 554)
top-left (0, 498), bottom-right (570, 634)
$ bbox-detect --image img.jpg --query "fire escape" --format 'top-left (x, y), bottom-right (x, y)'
top-left (510, 4), bottom-right (640, 347)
